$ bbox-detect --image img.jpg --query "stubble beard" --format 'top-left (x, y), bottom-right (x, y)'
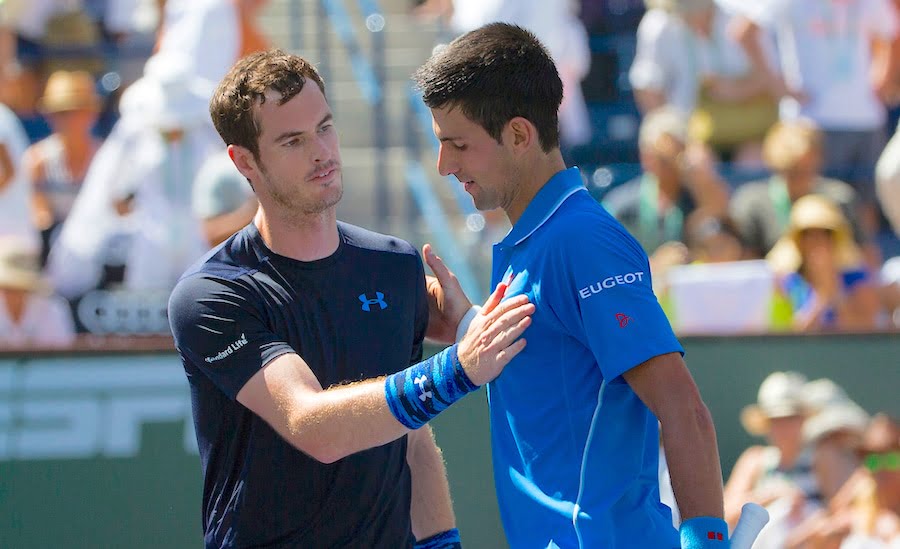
top-left (264, 167), bottom-right (343, 222)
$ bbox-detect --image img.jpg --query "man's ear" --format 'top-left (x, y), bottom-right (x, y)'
top-left (506, 117), bottom-right (536, 154)
top-left (228, 145), bottom-right (259, 182)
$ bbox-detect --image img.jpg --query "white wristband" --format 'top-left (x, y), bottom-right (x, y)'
top-left (455, 305), bottom-right (480, 343)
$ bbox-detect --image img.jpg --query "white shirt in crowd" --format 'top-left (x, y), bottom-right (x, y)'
top-left (0, 292), bottom-right (76, 347)
top-left (0, 103), bottom-right (39, 252)
top-left (722, 0), bottom-right (899, 129)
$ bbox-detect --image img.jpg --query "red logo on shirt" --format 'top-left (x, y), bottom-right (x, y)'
top-left (615, 313), bottom-right (631, 328)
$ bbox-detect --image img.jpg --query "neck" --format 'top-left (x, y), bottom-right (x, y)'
top-left (253, 206), bottom-right (340, 261)
top-left (784, 174), bottom-right (815, 202)
top-left (655, 172), bottom-right (681, 204)
top-left (505, 150), bottom-right (567, 225)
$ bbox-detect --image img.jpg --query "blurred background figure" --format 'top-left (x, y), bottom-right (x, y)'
top-left (46, 52), bottom-right (219, 300)
top-left (729, 0), bottom-right (900, 238)
top-left (0, 95), bottom-right (37, 251)
top-left (682, 210), bottom-right (746, 264)
top-left (602, 106), bottom-right (730, 273)
top-left (767, 194), bottom-right (883, 332)
top-left (724, 371), bottom-right (821, 547)
top-left (875, 124), bottom-right (900, 237)
top-left (191, 151), bottom-right (258, 247)
top-left (0, 236), bottom-right (75, 347)
top-left (730, 120), bottom-right (868, 260)
top-left (414, 0), bottom-right (592, 150)
top-left (629, 0), bottom-right (778, 167)
top-left (23, 70), bottom-right (101, 264)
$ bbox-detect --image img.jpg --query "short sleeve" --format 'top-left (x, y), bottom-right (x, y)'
top-left (410, 249), bottom-right (429, 365)
top-left (547, 219), bottom-right (684, 382)
top-left (168, 274), bottom-right (295, 400)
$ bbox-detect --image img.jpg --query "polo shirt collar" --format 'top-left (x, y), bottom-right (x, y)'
top-left (501, 167), bottom-right (585, 247)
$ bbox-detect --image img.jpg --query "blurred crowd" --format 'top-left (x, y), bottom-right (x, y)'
top-left (1, 0), bottom-right (900, 348)
top-left (708, 373), bottom-right (899, 548)
top-left (0, 0), bottom-right (269, 347)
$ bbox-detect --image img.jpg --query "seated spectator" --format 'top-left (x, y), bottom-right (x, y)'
top-left (724, 371), bottom-right (820, 546)
top-left (0, 98), bottom-right (38, 251)
top-left (876, 124), bottom-right (900, 236)
top-left (191, 151), bottom-right (257, 247)
top-left (730, 120), bottom-right (867, 259)
top-left (23, 70), bottom-right (100, 263)
top-left (603, 106), bottom-right (730, 263)
top-left (767, 195), bottom-right (882, 332)
top-left (683, 210), bottom-right (746, 263)
top-left (801, 379), bottom-right (870, 503)
top-left (0, 236), bottom-right (75, 347)
top-left (629, 0), bottom-right (777, 166)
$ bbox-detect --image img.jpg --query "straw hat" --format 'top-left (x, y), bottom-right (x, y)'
top-left (645, 0), bottom-right (713, 13)
top-left (741, 371), bottom-right (809, 437)
top-left (38, 70), bottom-right (102, 114)
top-left (766, 194), bottom-right (863, 274)
top-left (0, 239), bottom-right (48, 292)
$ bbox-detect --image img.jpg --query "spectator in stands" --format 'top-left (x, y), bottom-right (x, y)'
top-left (730, 0), bottom-right (900, 236)
top-left (0, 236), bottom-right (75, 347)
top-left (801, 379), bottom-right (870, 503)
top-left (23, 70), bottom-right (100, 263)
top-left (724, 371), bottom-right (821, 546)
top-left (730, 120), bottom-right (867, 259)
top-left (602, 106), bottom-right (730, 264)
top-left (630, 0), bottom-right (778, 167)
top-left (47, 52), bottom-right (220, 299)
top-left (882, 256), bottom-right (900, 328)
top-left (191, 151), bottom-right (257, 247)
top-left (767, 194), bottom-right (882, 332)
top-left (414, 0), bottom-right (592, 148)
top-left (788, 413), bottom-right (900, 548)
top-left (0, 98), bottom-right (38, 252)
top-left (683, 210), bottom-right (746, 263)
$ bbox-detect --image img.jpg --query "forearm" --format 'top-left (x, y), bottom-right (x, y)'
top-left (660, 403), bottom-right (725, 520)
top-left (407, 426), bottom-right (456, 540)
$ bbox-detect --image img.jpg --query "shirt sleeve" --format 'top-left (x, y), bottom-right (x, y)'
top-left (168, 274), bottom-right (295, 400)
top-left (548, 217), bottom-right (684, 382)
top-left (863, 0), bottom-right (899, 39)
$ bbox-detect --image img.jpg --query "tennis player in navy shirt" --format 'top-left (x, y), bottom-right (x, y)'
top-left (415, 24), bottom-right (730, 548)
top-left (168, 49), bottom-right (534, 548)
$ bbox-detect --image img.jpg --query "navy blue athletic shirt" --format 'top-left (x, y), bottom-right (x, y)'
top-left (168, 222), bottom-right (428, 548)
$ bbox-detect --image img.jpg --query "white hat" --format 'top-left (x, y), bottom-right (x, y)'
top-left (803, 402), bottom-right (870, 445)
top-left (119, 52), bottom-right (215, 132)
top-left (741, 372), bottom-right (809, 436)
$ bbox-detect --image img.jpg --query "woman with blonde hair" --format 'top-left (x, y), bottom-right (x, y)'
top-left (766, 194), bottom-right (882, 332)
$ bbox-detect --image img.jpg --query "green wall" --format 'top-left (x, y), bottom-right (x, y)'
top-left (1, 333), bottom-right (897, 548)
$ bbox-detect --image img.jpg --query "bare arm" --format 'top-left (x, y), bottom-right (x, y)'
top-left (407, 425), bottom-right (456, 541)
top-left (23, 145), bottom-right (54, 231)
top-left (722, 445), bottom-right (766, 527)
top-left (201, 197), bottom-right (258, 246)
top-left (236, 286), bottom-right (533, 463)
top-left (731, 16), bottom-right (795, 100)
top-left (623, 352), bottom-right (724, 521)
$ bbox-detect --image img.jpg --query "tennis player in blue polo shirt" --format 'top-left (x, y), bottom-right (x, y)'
top-left (415, 24), bottom-right (729, 548)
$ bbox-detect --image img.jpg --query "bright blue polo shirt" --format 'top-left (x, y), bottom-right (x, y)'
top-left (488, 168), bottom-right (683, 549)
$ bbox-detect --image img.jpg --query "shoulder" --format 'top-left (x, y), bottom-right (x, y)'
top-left (543, 192), bottom-right (649, 269)
top-left (339, 222), bottom-right (419, 258)
top-left (817, 178), bottom-right (858, 203)
top-left (637, 8), bottom-right (680, 39)
top-left (601, 178), bottom-right (642, 215)
top-left (731, 180), bottom-right (769, 203)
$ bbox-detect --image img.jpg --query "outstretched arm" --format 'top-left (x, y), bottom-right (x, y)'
top-left (236, 284), bottom-right (533, 463)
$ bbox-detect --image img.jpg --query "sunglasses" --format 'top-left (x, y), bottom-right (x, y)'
top-left (863, 451), bottom-right (900, 473)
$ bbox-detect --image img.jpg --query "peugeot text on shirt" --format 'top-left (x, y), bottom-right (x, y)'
top-left (577, 271), bottom-right (646, 300)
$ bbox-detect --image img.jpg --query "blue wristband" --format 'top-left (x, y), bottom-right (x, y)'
top-left (414, 528), bottom-right (462, 549)
top-left (384, 345), bottom-right (478, 430)
top-left (680, 516), bottom-right (730, 548)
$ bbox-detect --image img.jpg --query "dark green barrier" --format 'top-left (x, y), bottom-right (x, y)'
top-left (1, 333), bottom-right (897, 547)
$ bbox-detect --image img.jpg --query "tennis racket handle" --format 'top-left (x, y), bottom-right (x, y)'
top-left (730, 503), bottom-right (769, 549)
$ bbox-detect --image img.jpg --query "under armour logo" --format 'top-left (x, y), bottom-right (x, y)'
top-left (414, 375), bottom-right (433, 401)
top-left (359, 292), bottom-right (388, 311)
top-left (615, 313), bottom-right (631, 328)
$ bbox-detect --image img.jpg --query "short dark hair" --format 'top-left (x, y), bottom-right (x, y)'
top-left (413, 23), bottom-right (563, 152)
top-left (209, 49), bottom-right (326, 160)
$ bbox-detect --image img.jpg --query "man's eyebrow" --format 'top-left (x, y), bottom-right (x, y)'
top-left (273, 113), bottom-right (334, 143)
